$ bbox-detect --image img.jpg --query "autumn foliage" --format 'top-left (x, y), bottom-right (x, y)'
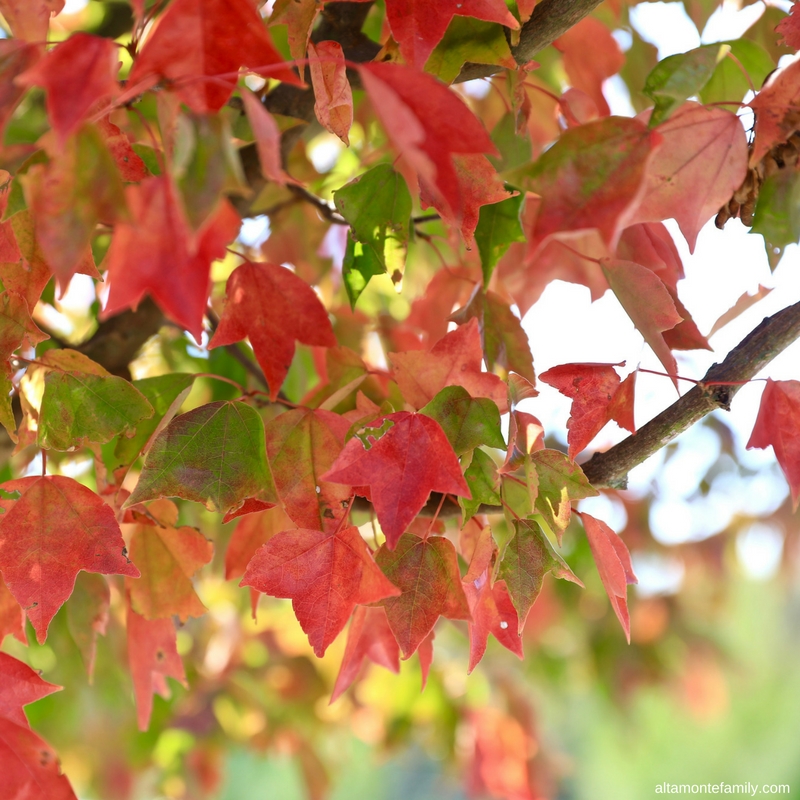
top-left (0, 0), bottom-right (799, 797)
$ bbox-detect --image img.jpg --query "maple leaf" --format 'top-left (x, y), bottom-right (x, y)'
top-left (0, 289), bottom-right (48, 363)
top-left (554, 17), bottom-right (624, 117)
top-left (308, 40), bottom-right (352, 145)
top-left (0, 0), bottom-right (64, 42)
top-left (265, 407), bottom-right (353, 532)
top-left (777, 3), bottom-right (800, 50)
top-left (128, 0), bottom-right (300, 113)
top-left (127, 500), bottom-right (214, 622)
top-left (540, 363), bottom-right (636, 459)
top-left (126, 400), bottom-right (278, 518)
top-left (748, 58), bottom-right (800, 167)
top-left (242, 524), bottom-right (399, 657)
top-left (499, 519), bottom-right (583, 634)
top-left (330, 605), bottom-right (400, 703)
top-left (0, 476), bottom-right (140, 643)
top-left (460, 448), bottom-right (502, 524)
top-left (103, 178), bottom-right (241, 340)
top-left (321, 412), bottom-right (471, 549)
top-left (0, 40), bottom-right (41, 138)
top-left (95, 116), bottom-right (149, 182)
top-left (746, 379), bottom-right (800, 509)
top-left (240, 89), bottom-right (299, 187)
top-left (630, 103), bottom-right (748, 252)
top-left (0, 574), bottom-right (25, 645)
top-left (36, 349), bottom-right (154, 451)
top-left (65, 573), bottom-right (109, 683)
top-left (375, 532), bottom-right (471, 658)
top-left (126, 593), bottom-right (186, 731)
top-left (0, 652), bottom-right (61, 727)
top-left (389, 318), bottom-right (508, 412)
top-left (225, 506), bottom-right (296, 580)
top-left (581, 512), bottom-right (637, 642)
top-left (270, 0), bottom-right (320, 77)
top-left (16, 33), bottom-right (119, 143)
top-left (357, 62), bottom-right (498, 224)
top-left (209, 260), bottom-right (336, 400)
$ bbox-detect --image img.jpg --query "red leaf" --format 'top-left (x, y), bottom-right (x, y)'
top-left (126, 593), bottom-right (186, 731)
top-left (0, 653), bottom-right (61, 727)
top-left (630, 103), bottom-right (748, 252)
top-left (554, 17), bottom-right (623, 117)
top-left (375, 533), bottom-right (471, 658)
top-left (308, 40), bottom-right (352, 146)
top-left (746, 379), bottom-right (800, 509)
top-left (321, 412), bottom-right (470, 548)
top-left (540, 362), bottom-right (636, 459)
top-left (0, 41), bottom-right (41, 138)
top-left (128, 0), bottom-right (300, 113)
top-left (96, 116), bottom-right (149, 182)
top-left (0, 574), bottom-right (25, 645)
top-left (777, 3), bottom-right (800, 50)
top-left (0, 717), bottom-right (77, 800)
top-left (419, 153), bottom-right (514, 244)
top-left (240, 89), bottom-right (298, 187)
top-left (0, 476), bottom-right (140, 644)
top-left (582, 512), bottom-right (637, 642)
top-left (0, 289), bottom-right (48, 363)
top-left (600, 258), bottom-right (682, 383)
top-left (330, 605), bottom-right (400, 703)
top-left (209, 260), bottom-right (336, 400)
top-left (242, 525), bottom-right (399, 657)
top-left (418, 628), bottom-right (435, 689)
top-left (126, 499), bottom-right (214, 622)
top-left (225, 506), bottom-right (296, 580)
top-left (265, 408), bottom-right (353, 531)
top-left (389, 317), bottom-right (508, 412)
top-left (104, 179), bottom-right (240, 339)
top-left (0, 0), bottom-right (64, 42)
top-left (749, 58), bottom-right (800, 167)
top-left (16, 33), bottom-right (119, 143)
top-left (358, 62), bottom-right (496, 223)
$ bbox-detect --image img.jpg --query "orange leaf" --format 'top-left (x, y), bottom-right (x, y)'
top-left (308, 40), bottom-right (352, 145)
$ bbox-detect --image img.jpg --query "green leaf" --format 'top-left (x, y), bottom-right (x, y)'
top-left (425, 17), bottom-right (514, 84)
top-left (342, 235), bottom-right (385, 309)
top-left (475, 193), bottom-right (524, 286)
top-left (113, 373), bottom-right (196, 468)
top-left (488, 112), bottom-right (532, 173)
top-left (37, 350), bottom-right (154, 451)
top-left (333, 164), bottom-right (412, 305)
top-left (125, 400), bottom-right (278, 516)
top-left (460, 448), bottom-right (502, 523)
top-left (0, 370), bottom-right (17, 443)
top-left (699, 40), bottom-right (774, 106)
top-left (644, 44), bottom-right (724, 126)
top-left (499, 518), bottom-right (582, 633)
top-left (420, 386), bottom-right (505, 455)
top-left (751, 169), bottom-right (800, 271)
top-left (531, 449), bottom-right (598, 541)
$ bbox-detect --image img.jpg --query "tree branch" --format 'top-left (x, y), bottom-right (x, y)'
top-left (581, 299), bottom-right (800, 489)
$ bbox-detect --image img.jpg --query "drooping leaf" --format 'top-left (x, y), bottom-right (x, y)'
top-left (128, 0), bottom-right (300, 113)
top-left (308, 40), bottom-right (352, 145)
top-left (600, 258), bottom-right (682, 382)
top-left (330, 605), bottom-right (400, 703)
top-left (126, 400), bottom-right (277, 517)
top-left (126, 593), bottom-right (186, 731)
top-left (420, 385), bottom-right (505, 456)
top-left (498, 519), bottom-right (583, 633)
top-left (460, 448), bottom-right (502, 523)
top-left (475, 192), bottom-right (525, 287)
top-left (540, 362), bottom-right (636, 459)
top-left (390, 318), bottom-right (508, 412)
top-left (37, 349), bottom-right (154, 451)
top-left (265, 408), bottom-right (352, 532)
top-left (16, 33), bottom-right (118, 142)
top-left (127, 500), bottom-right (214, 622)
top-left (333, 164), bottom-right (412, 300)
top-left (0, 652), bottom-right (61, 726)
top-left (341, 235), bottom-right (385, 309)
top-left (65, 573), bottom-right (109, 683)
top-left (242, 524), bottom-right (399, 657)
top-left (357, 62), bottom-right (498, 223)
top-left (746, 379), bottom-right (800, 509)
top-left (321, 412), bottom-right (470, 549)
top-left (208, 260), bottom-right (336, 400)
top-left (0, 475), bottom-right (140, 643)
top-left (240, 89), bottom-right (299, 187)
top-left (375, 533), bottom-right (470, 658)
top-left (581, 512), bottom-right (637, 642)
top-left (643, 44), bottom-right (722, 126)
top-left (113, 373), bottom-right (195, 468)
top-left (631, 103), bottom-right (748, 252)
top-left (270, 0), bottom-right (320, 77)
top-left (751, 168), bottom-right (800, 268)
top-left (554, 17), bottom-right (624, 117)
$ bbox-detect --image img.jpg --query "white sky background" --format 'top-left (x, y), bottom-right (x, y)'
top-left (521, 1), bottom-right (799, 586)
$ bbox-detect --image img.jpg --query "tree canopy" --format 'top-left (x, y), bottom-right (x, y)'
top-left (0, 0), bottom-right (799, 797)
